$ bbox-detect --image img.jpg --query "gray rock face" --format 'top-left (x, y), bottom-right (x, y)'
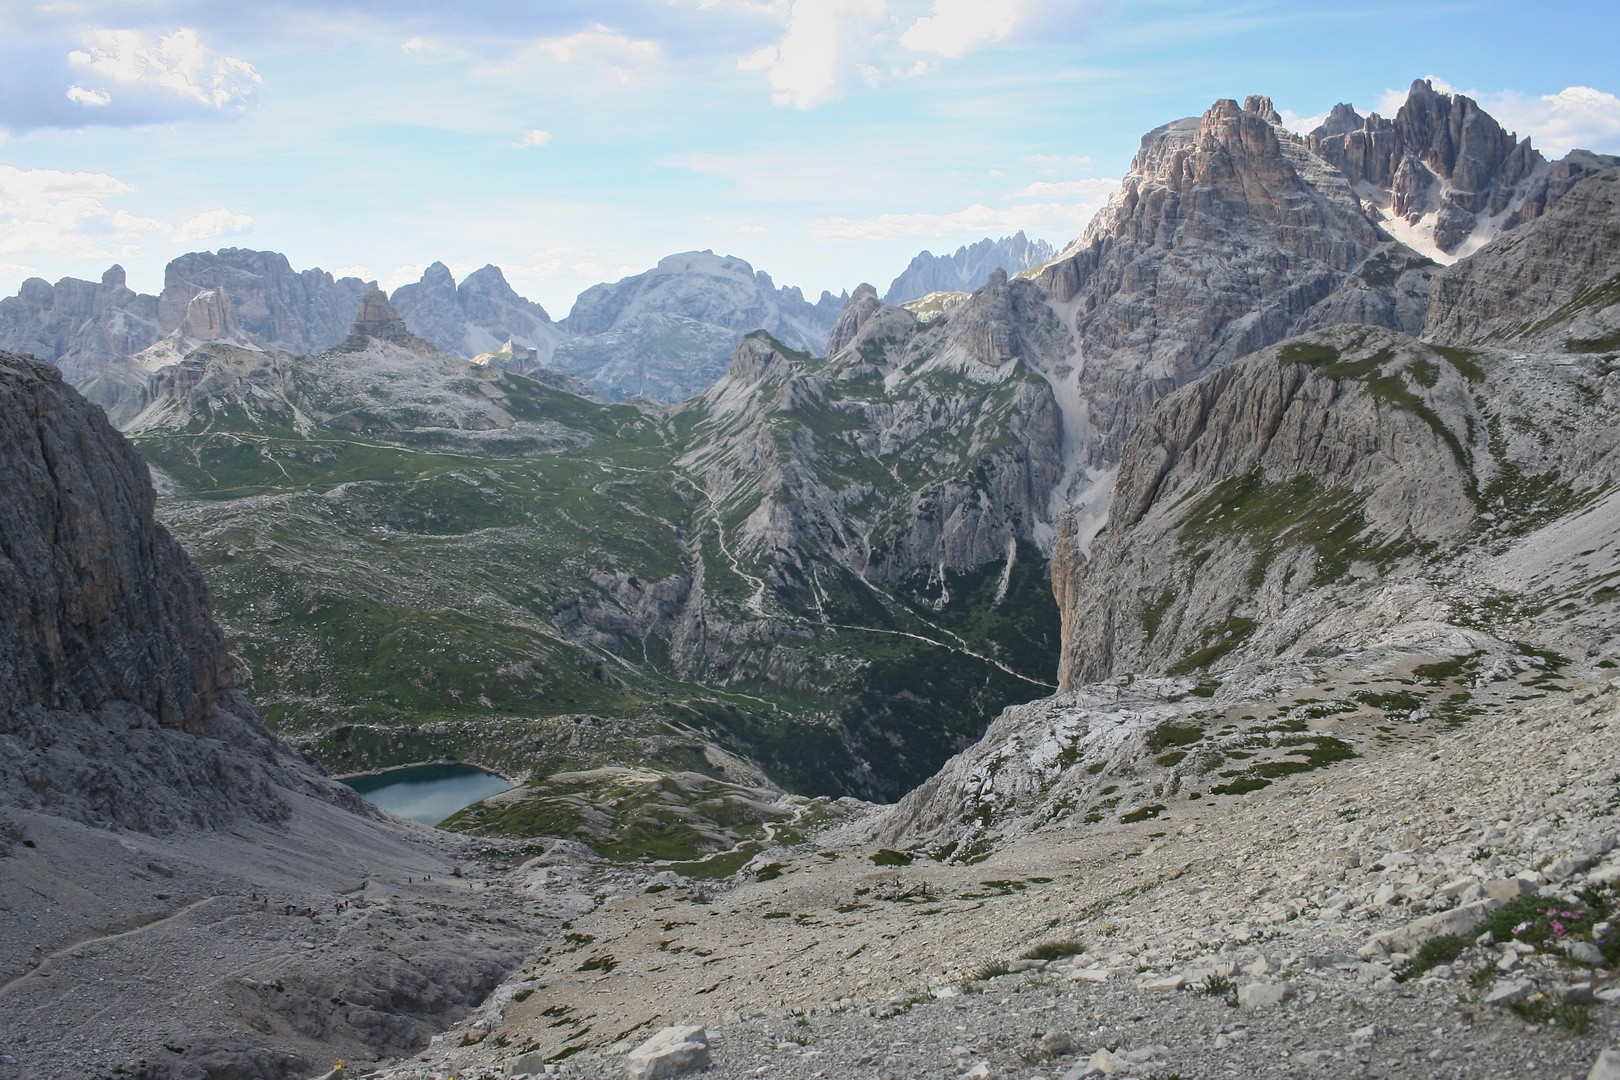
top-left (160, 247), bottom-right (374, 351)
top-left (883, 231), bottom-right (1057, 306)
top-left (1308, 79), bottom-right (1619, 258)
top-left (0, 265), bottom-right (164, 382)
top-left (1033, 95), bottom-right (1435, 486)
top-left (389, 261), bottom-right (565, 364)
top-left (1424, 168), bottom-right (1620, 346)
top-left (1054, 327), bottom-right (1485, 688)
top-left (555, 251), bottom-right (843, 401)
top-left (0, 349), bottom-right (346, 831)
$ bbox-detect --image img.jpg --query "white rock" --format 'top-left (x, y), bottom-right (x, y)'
top-left (1067, 967), bottom-right (1113, 983)
top-left (1297, 1049), bottom-right (1334, 1065)
top-left (506, 1051), bottom-right (546, 1077)
top-left (932, 985), bottom-right (961, 998)
top-left (1087, 1047), bottom-right (1128, 1075)
top-left (1143, 974), bottom-right (1185, 990)
top-left (1565, 941), bottom-right (1606, 966)
top-left (1237, 982), bottom-right (1293, 1009)
top-left (1242, 956), bottom-right (1274, 976)
top-left (1589, 1049), bottom-right (1620, 1080)
top-left (1351, 1025), bottom-right (1375, 1042)
top-left (963, 1064), bottom-right (991, 1079)
top-left (625, 1025), bottom-right (710, 1080)
top-left (1485, 878), bottom-right (1537, 901)
top-left (1482, 979), bottom-right (1533, 1006)
top-left (1361, 897), bottom-right (1502, 956)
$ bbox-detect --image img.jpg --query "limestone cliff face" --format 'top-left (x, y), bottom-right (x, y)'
top-left (160, 248), bottom-right (374, 352)
top-left (1423, 168), bottom-right (1620, 346)
top-left (0, 350), bottom-right (347, 831)
top-left (0, 266), bottom-right (164, 383)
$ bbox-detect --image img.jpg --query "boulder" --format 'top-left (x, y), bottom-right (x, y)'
top-left (625, 1025), bottom-right (710, 1080)
top-left (1360, 897), bottom-right (1503, 957)
top-left (1485, 878), bottom-right (1537, 902)
top-left (1237, 982), bottom-right (1293, 1009)
top-left (1086, 1047), bottom-right (1128, 1074)
top-left (1566, 942), bottom-right (1606, 967)
top-left (1591, 1049), bottom-right (1620, 1080)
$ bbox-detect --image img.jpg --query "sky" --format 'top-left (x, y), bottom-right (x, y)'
top-left (2, 1), bottom-right (1619, 316)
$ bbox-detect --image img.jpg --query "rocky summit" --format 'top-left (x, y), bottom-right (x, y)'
top-left (3, 78), bottom-right (1620, 1080)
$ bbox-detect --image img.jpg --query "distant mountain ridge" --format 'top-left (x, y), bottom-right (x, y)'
top-left (882, 231), bottom-right (1057, 306)
top-left (552, 250), bottom-right (845, 401)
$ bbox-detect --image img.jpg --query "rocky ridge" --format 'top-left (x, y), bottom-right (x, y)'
top-left (883, 231), bottom-right (1058, 307)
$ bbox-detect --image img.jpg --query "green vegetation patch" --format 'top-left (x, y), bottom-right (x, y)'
top-left (1147, 722), bottom-right (1203, 753)
top-left (1121, 804), bottom-right (1166, 823)
top-left (871, 848), bottom-right (915, 867)
top-left (1022, 939), bottom-right (1085, 961)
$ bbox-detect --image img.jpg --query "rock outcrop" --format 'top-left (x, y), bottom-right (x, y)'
top-left (883, 231), bottom-right (1057, 307)
top-left (1308, 79), bottom-right (1620, 259)
top-left (823, 283), bottom-right (882, 356)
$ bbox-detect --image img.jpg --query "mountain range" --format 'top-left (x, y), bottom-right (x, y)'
top-left (5, 76), bottom-right (1620, 1078)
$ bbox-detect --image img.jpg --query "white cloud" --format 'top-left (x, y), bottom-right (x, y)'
top-left (1486, 86), bottom-right (1620, 157)
top-left (518, 129), bottom-right (553, 147)
top-left (0, 164), bottom-right (251, 269)
top-left (738, 0), bottom-right (889, 110)
top-left (66, 86), bottom-right (112, 107)
top-left (172, 208), bottom-right (254, 243)
top-left (810, 187), bottom-right (1117, 243)
top-left (331, 264), bottom-right (377, 282)
top-left (385, 263), bottom-right (433, 290)
top-left (401, 37), bottom-right (432, 52)
top-left (1279, 109), bottom-right (1327, 136)
top-left (526, 26), bottom-right (660, 84)
top-left (1371, 78), bottom-right (1620, 156)
top-left (900, 0), bottom-right (1029, 58)
top-left (738, 223), bottom-right (768, 234)
top-left (1008, 178), bottom-right (1115, 200)
top-left (68, 27), bottom-right (263, 111)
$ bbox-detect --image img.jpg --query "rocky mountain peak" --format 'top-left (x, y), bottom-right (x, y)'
top-left (825, 283), bottom-right (882, 356)
top-left (882, 231), bottom-right (1058, 307)
top-left (338, 288), bottom-right (429, 351)
top-left (1308, 79), bottom-right (1619, 259)
top-left (1242, 94), bottom-right (1283, 125)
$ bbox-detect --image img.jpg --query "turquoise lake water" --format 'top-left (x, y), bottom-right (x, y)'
top-left (341, 763), bottom-right (513, 825)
